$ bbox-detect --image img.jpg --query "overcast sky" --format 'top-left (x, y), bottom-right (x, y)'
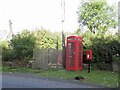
top-left (0, 0), bottom-right (119, 35)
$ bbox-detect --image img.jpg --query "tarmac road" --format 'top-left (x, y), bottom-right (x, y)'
top-left (2, 72), bottom-right (105, 88)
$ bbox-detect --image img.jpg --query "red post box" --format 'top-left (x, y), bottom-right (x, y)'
top-left (66, 36), bottom-right (83, 71)
top-left (86, 50), bottom-right (92, 60)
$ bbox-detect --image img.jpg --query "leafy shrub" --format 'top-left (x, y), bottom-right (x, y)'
top-left (2, 47), bottom-right (13, 61)
top-left (82, 32), bottom-right (120, 70)
top-left (10, 30), bottom-right (36, 61)
top-left (0, 40), bottom-right (13, 61)
top-left (112, 54), bottom-right (120, 63)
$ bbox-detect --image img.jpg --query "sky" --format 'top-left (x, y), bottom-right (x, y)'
top-left (0, 0), bottom-right (119, 37)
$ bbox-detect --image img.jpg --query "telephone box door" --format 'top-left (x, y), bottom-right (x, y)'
top-left (66, 41), bottom-right (76, 70)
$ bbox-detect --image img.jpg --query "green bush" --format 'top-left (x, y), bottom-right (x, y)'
top-left (82, 32), bottom-right (120, 70)
top-left (2, 47), bottom-right (13, 61)
top-left (10, 30), bottom-right (36, 61)
top-left (112, 54), bottom-right (120, 63)
top-left (0, 40), bottom-right (13, 61)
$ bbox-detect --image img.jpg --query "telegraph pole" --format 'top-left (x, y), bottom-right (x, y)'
top-left (61, 0), bottom-right (66, 68)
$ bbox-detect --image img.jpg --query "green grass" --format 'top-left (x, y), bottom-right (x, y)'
top-left (1, 66), bottom-right (118, 88)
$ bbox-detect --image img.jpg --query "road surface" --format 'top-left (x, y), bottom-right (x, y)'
top-left (2, 72), bottom-right (103, 88)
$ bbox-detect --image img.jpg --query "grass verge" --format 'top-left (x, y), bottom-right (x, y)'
top-left (1, 66), bottom-right (118, 88)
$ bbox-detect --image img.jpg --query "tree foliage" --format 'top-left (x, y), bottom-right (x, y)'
top-left (10, 30), bottom-right (36, 61)
top-left (77, 0), bottom-right (117, 35)
top-left (33, 29), bottom-right (62, 49)
top-left (92, 35), bottom-right (120, 70)
top-left (1, 28), bottom-right (62, 62)
top-left (0, 40), bottom-right (13, 61)
top-left (76, 0), bottom-right (119, 70)
top-left (82, 31), bottom-right (120, 70)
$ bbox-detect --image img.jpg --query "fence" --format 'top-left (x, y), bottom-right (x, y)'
top-left (32, 48), bottom-right (63, 69)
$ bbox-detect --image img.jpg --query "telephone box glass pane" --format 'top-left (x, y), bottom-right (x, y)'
top-left (78, 43), bottom-right (82, 66)
top-left (68, 42), bottom-right (75, 67)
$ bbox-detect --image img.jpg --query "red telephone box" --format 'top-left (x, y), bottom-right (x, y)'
top-left (86, 50), bottom-right (92, 60)
top-left (66, 36), bottom-right (83, 71)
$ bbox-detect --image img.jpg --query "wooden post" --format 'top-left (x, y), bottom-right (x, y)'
top-left (88, 61), bottom-right (91, 73)
top-left (62, 31), bottom-right (66, 68)
top-left (61, 0), bottom-right (66, 69)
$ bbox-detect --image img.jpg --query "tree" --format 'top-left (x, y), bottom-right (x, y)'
top-left (77, 0), bottom-right (117, 35)
top-left (33, 29), bottom-right (62, 49)
top-left (10, 30), bottom-right (36, 61)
